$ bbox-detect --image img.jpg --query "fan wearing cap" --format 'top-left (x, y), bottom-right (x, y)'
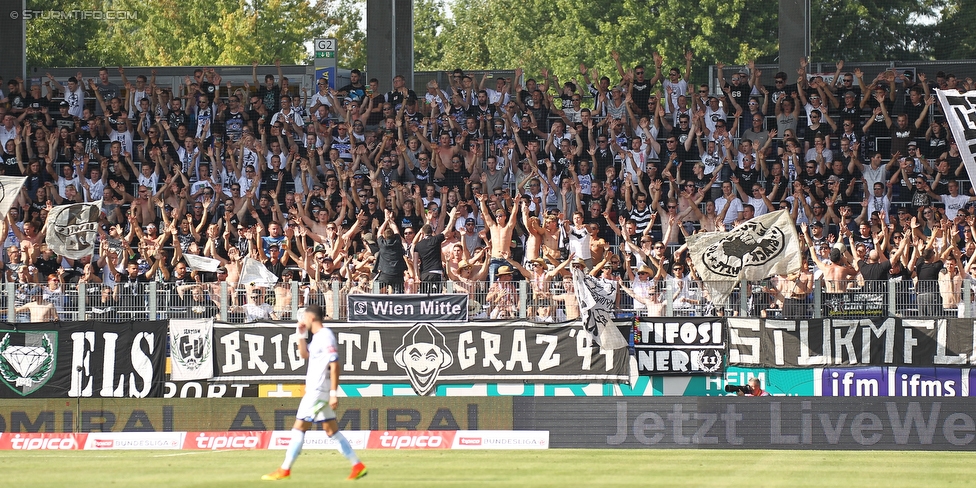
top-left (485, 264), bottom-right (518, 319)
top-left (624, 264), bottom-right (665, 316)
top-left (230, 287), bottom-right (277, 323)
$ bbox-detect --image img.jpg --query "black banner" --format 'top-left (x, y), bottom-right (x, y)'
top-left (728, 318), bottom-right (975, 368)
top-left (513, 397), bottom-right (976, 450)
top-left (347, 294), bottom-right (469, 322)
top-left (213, 321), bottom-right (630, 395)
top-left (634, 317), bottom-right (724, 375)
top-left (0, 321), bottom-right (168, 398)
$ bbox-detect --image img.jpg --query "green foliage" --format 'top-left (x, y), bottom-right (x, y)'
top-left (25, 0), bottom-right (108, 68)
top-left (26, 0), bottom-right (356, 68)
top-left (324, 0), bottom-right (367, 71)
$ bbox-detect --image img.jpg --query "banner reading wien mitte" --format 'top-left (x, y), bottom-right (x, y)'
top-left (347, 294), bottom-right (468, 322)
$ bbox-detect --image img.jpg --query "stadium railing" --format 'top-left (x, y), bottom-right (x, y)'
top-left (5, 278), bottom-right (972, 323)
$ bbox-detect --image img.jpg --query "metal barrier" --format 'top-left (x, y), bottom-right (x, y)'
top-left (4, 277), bottom-right (970, 323)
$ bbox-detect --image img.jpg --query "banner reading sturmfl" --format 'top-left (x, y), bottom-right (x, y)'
top-left (686, 210), bottom-right (802, 305)
top-left (935, 89), bottom-right (976, 189)
top-left (45, 200), bottom-right (102, 259)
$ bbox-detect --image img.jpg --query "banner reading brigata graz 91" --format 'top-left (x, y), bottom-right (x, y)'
top-left (212, 321), bottom-right (630, 396)
top-left (0, 321), bottom-right (167, 398)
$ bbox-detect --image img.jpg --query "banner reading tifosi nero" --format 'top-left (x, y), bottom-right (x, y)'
top-left (0, 321), bottom-right (167, 398)
top-left (728, 318), bottom-right (975, 368)
top-left (346, 294), bottom-right (468, 322)
top-left (633, 317), bottom-right (724, 375)
top-left (213, 321), bottom-right (630, 395)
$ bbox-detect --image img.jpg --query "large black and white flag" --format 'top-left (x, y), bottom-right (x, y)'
top-left (45, 200), bottom-right (102, 259)
top-left (935, 89), bottom-right (976, 188)
top-left (686, 210), bottom-right (802, 305)
top-left (572, 268), bottom-right (628, 349)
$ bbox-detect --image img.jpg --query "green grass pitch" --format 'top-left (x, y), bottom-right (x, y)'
top-left (5, 449), bottom-right (974, 487)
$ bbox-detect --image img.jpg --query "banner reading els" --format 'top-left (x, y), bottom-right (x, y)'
top-left (0, 321), bottom-right (167, 398)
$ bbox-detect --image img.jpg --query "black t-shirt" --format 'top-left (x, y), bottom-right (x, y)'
top-left (337, 83), bottom-right (366, 102)
top-left (724, 82), bottom-right (751, 110)
top-left (414, 234), bottom-right (446, 274)
top-left (257, 85), bottom-right (281, 113)
top-left (915, 260), bottom-right (943, 293)
top-left (377, 236), bottom-right (407, 277)
top-left (630, 80), bottom-right (652, 113)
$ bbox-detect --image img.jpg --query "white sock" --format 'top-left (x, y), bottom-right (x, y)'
top-left (281, 429), bottom-right (305, 470)
top-left (330, 431), bottom-right (360, 465)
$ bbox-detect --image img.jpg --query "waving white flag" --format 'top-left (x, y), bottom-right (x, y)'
top-left (686, 210), bottom-right (802, 305)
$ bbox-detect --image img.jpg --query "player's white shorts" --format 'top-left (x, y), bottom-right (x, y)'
top-left (296, 391), bottom-right (337, 423)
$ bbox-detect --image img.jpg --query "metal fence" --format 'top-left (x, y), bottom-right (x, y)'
top-left (4, 278), bottom-right (973, 323)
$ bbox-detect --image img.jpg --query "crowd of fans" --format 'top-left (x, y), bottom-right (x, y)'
top-left (0, 54), bottom-right (973, 322)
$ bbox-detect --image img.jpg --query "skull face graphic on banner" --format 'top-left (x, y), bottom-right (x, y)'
top-left (393, 323), bottom-right (454, 396)
top-left (46, 201), bottom-right (102, 259)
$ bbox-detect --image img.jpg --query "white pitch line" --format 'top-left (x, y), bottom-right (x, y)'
top-left (152, 450), bottom-right (237, 457)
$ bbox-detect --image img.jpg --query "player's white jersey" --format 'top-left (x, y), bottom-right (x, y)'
top-left (305, 327), bottom-right (339, 393)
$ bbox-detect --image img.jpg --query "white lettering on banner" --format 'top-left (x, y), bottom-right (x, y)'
top-left (360, 331), bottom-right (389, 371)
top-left (130, 332), bottom-right (154, 398)
top-left (67, 331), bottom-right (157, 398)
top-left (220, 331), bottom-right (242, 373)
top-left (244, 333), bottom-right (268, 373)
top-left (338, 333), bottom-right (361, 372)
top-left (728, 319), bottom-right (760, 365)
top-left (798, 320), bottom-right (830, 366)
top-left (535, 334), bottom-right (560, 370)
top-left (421, 301), bottom-right (462, 316)
top-left (505, 330), bottom-right (531, 372)
top-left (371, 302), bottom-right (414, 315)
top-left (481, 332), bottom-right (503, 370)
top-left (194, 433), bottom-right (262, 450)
top-left (270, 334), bottom-right (285, 370)
top-left (378, 432), bottom-right (444, 449)
top-left (459, 331), bottom-right (476, 369)
top-left (936, 319), bottom-right (969, 365)
top-left (765, 320), bottom-right (796, 366)
top-left (9, 434), bottom-right (80, 450)
top-left (638, 321), bottom-right (723, 345)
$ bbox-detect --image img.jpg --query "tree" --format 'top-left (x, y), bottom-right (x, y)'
top-left (27, 0), bottom-right (336, 67)
top-left (413, 0), bottom-right (448, 71)
top-left (809, 0), bottom-right (947, 62)
top-left (324, 0), bottom-right (367, 71)
top-left (25, 0), bottom-right (109, 68)
top-left (924, 0), bottom-right (976, 60)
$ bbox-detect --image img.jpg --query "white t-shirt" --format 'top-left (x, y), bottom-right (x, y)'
top-left (309, 92), bottom-right (332, 108)
top-left (716, 196), bottom-right (743, 225)
top-left (662, 80), bottom-right (688, 113)
top-left (942, 194), bottom-right (971, 220)
top-left (305, 327), bottom-right (339, 392)
top-left (65, 86), bottom-right (86, 118)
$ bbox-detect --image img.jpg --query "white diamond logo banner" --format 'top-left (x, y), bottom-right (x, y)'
top-left (0, 331), bottom-right (58, 396)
